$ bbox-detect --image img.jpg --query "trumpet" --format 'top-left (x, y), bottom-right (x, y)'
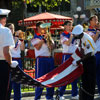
top-left (40, 23), bottom-right (55, 54)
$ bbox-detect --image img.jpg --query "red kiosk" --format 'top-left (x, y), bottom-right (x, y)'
top-left (18, 12), bottom-right (72, 33)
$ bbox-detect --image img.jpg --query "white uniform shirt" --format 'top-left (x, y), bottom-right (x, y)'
top-left (60, 33), bottom-right (77, 54)
top-left (31, 38), bottom-right (50, 57)
top-left (10, 39), bottom-right (21, 58)
top-left (0, 24), bottom-right (15, 60)
top-left (75, 32), bottom-right (96, 55)
top-left (87, 31), bottom-right (100, 52)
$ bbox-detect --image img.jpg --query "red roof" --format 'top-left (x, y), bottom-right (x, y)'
top-left (18, 12), bottom-right (72, 28)
top-left (19, 12), bottom-right (72, 22)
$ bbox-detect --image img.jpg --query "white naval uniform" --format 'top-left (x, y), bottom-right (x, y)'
top-left (75, 32), bottom-right (96, 55)
top-left (76, 32), bottom-right (96, 100)
top-left (0, 23), bottom-right (14, 100)
top-left (0, 23), bottom-right (15, 60)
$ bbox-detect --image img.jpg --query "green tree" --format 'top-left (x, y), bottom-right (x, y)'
top-left (26, 0), bottom-right (70, 10)
top-left (0, 0), bottom-right (70, 12)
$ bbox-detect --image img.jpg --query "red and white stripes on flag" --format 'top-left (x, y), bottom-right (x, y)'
top-left (37, 48), bottom-right (83, 87)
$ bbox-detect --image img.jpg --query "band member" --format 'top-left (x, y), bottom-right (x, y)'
top-left (87, 15), bottom-right (100, 96)
top-left (6, 23), bottom-right (25, 100)
top-left (0, 9), bottom-right (18, 100)
top-left (59, 21), bottom-right (79, 100)
top-left (87, 15), bottom-right (99, 42)
top-left (72, 25), bottom-right (96, 100)
top-left (31, 21), bottom-right (55, 100)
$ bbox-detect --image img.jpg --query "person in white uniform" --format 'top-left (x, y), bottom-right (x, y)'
top-left (6, 23), bottom-right (25, 100)
top-left (87, 15), bottom-right (100, 97)
top-left (31, 21), bottom-right (55, 100)
top-left (72, 25), bottom-right (96, 100)
top-left (0, 9), bottom-right (18, 100)
top-left (59, 20), bottom-right (79, 100)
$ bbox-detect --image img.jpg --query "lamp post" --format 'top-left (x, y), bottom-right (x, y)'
top-left (73, 6), bottom-right (86, 24)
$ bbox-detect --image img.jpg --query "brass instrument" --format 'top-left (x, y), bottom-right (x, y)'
top-left (40, 23), bottom-right (55, 54)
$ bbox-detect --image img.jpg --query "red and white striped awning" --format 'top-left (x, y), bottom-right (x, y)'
top-left (18, 12), bottom-right (72, 27)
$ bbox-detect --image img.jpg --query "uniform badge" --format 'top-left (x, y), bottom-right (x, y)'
top-left (86, 44), bottom-right (90, 49)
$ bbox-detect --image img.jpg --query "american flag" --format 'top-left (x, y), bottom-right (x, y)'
top-left (10, 48), bottom-right (83, 87)
top-left (37, 48), bottom-right (83, 87)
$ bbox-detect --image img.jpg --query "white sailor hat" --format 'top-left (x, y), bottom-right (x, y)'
top-left (0, 9), bottom-right (11, 17)
top-left (72, 24), bottom-right (83, 35)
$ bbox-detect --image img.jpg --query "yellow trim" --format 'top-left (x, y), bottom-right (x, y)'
top-left (84, 41), bottom-right (86, 47)
top-left (87, 39), bottom-right (95, 50)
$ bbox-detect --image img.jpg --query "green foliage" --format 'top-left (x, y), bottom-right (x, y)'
top-left (11, 1), bottom-right (22, 9)
top-left (20, 0), bottom-right (70, 10)
top-left (11, 0), bottom-right (70, 10)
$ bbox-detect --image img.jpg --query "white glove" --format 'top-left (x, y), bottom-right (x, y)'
top-left (72, 60), bottom-right (77, 66)
top-left (10, 61), bottom-right (18, 68)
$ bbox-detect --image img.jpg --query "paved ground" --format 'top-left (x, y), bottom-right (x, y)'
top-left (10, 88), bottom-right (100, 100)
top-left (11, 94), bottom-right (100, 100)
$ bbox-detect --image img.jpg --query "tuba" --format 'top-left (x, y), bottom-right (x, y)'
top-left (40, 23), bottom-right (55, 54)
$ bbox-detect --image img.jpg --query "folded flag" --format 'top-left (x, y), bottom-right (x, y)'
top-left (10, 48), bottom-right (83, 87)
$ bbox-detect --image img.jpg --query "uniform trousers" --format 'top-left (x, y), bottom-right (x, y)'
top-left (59, 54), bottom-right (78, 97)
top-left (95, 52), bottom-right (100, 94)
top-left (8, 59), bottom-right (22, 100)
top-left (35, 57), bottom-right (54, 100)
top-left (80, 56), bottom-right (96, 100)
top-left (0, 60), bottom-right (10, 100)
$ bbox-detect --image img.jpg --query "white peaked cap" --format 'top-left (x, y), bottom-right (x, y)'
top-left (72, 24), bottom-right (83, 35)
top-left (0, 9), bottom-right (11, 16)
